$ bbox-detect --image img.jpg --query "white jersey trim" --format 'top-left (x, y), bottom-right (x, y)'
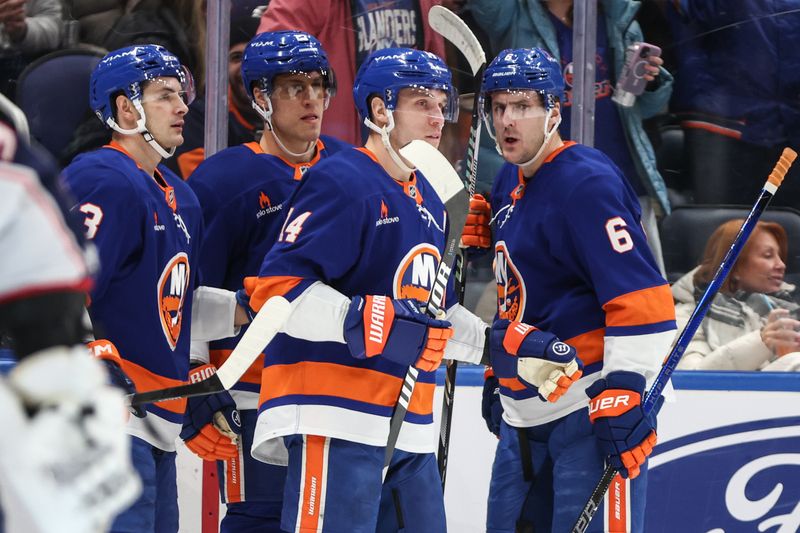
top-left (251, 403), bottom-right (435, 464)
top-left (126, 412), bottom-right (180, 452)
top-left (282, 281), bottom-right (349, 343)
top-left (445, 303), bottom-right (488, 365)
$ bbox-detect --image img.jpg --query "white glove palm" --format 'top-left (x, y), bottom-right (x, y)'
top-left (0, 347), bottom-right (141, 533)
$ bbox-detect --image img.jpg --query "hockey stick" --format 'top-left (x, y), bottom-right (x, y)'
top-left (382, 140), bottom-right (470, 480)
top-left (129, 296), bottom-right (291, 406)
top-left (570, 147), bottom-right (798, 533)
top-left (428, 4), bottom-right (486, 489)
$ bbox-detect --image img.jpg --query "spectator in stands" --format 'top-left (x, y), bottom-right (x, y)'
top-left (166, 0), bottom-right (263, 179)
top-left (61, 0), bottom-right (126, 48)
top-left (469, 0), bottom-right (673, 272)
top-left (667, 2), bottom-right (800, 208)
top-left (673, 219), bottom-right (800, 371)
top-left (256, 0), bottom-right (445, 146)
top-left (0, 0), bottom-right (63, 98)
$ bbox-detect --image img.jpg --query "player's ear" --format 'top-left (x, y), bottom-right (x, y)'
top-left (253, 87), bottom-right (269, 109)
top-left (114, 94), bottom-right (140, 127)
top-left (549, 100), bottom-right (561, 126)
top-left (369, 95), bottom-right (389, 128)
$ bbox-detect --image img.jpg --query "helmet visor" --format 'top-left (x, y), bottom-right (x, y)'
top-left (393, 85), bottom-right (459, 123)
top-left (270, 71), bottom-right (333, 101)
top-left (482, 89), bottom-right (546, 138)
top-left (140, 66), bottom-right (196, 107)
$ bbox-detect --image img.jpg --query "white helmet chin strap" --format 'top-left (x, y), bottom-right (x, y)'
top-left (252, 98), bottom-right (315, 159)
top-left (516, 108), bottom-right (561, 169)
top-left (106, 99), bottom-right (175, 159)
top-left (364, 109), bottom-right (415, 175)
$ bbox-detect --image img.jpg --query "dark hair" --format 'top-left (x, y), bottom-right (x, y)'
top-left (694, 219), bottom-right (788, 294)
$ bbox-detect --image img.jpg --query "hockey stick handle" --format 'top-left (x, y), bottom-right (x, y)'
top-left (128, 295), bottom-right (291, 407)
top-left (570, 147), bottom-right (796, 533)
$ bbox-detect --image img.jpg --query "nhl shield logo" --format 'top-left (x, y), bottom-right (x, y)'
top-left (157, 252), bottom-right (190, 350)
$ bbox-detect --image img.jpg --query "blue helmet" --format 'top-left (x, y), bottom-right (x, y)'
top-left (241, 31), bottom-right (336, 101)
top-left (353, 48), bottom-right (458, 122)
top-left (480, 48), bottom-right (564, 111)
top-left (89, 45), bottom-right (193, 128)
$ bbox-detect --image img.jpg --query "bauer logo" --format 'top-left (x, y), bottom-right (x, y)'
top-left (157, 252), bottom-right (190, 350)
top-left (495, 241), bottom-right (525, 321)
top-left (645, 417), bottom-right (800, 532)
top-left (393, 243), bottom-right (441, 303)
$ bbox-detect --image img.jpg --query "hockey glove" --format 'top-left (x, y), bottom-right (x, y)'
top-left (481, 368), bottom-right (504, 437)
top-left (87, 339), bottom-right (145, 418)
top-left (180, 364), bottom-right (242, 461)
top-left (490, 320), bottom-right (582, 402)
top-left (461, 193), bottom-right (492, 249)
top-left (0, 347), bottom-right (140, 533)
top-left (343, 295), bottom-right (453, 372)
top-left (586, 371), bottom-right (663, 479)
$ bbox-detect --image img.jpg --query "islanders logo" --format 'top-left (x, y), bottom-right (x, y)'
top-left (495, 241), bottom-right (525, 321)
top-left (392, 243), bottom-right (442, 303)
top-left (157, 252), bottom-right (190, 350)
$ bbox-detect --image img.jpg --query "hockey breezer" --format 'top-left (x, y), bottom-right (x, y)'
top-left (428, 4), bottom-right (486, 488)
top-left (129, 296), bottom-right (291, 406)
top-left (382, 140), bottom-right (470, 479)
top-left (570, 147), bottom-right (798, 533)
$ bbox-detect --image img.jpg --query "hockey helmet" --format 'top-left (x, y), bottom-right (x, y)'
top-left (480, 47), bottom-right (564, 113)
top-left (241, 30), bottom-right (336, 102)
top-left (353, 48), bottom-right (458, 123)
top-left (90, 45), bottom-right (195, 129)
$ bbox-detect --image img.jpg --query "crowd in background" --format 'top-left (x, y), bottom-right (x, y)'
top-left (2, 0), bottom-right (799, 372)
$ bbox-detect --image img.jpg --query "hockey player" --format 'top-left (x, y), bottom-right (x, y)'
top-left (185, 30), bottom-right (349, 532)
top-left (61, 45), bottom-right (202, 532)
top-left (466, 48), bottom-right (677, 532)
top-left (0, 109), bottom-right (140, 532)
top-left (236, 47), bottom-right (583, 533)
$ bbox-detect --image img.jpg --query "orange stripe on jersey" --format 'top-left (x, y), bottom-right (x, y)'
top-left (259, 362), bottom-right (435, 416)
top-left (542, 140), bottom-right (576, 163)
top-left (603, 285), bottom-right (675, 328)
top-left (606, 473), bottom-right (629, 532)
top-left (564, 328), bottom-right (605, 366)
top-left (298, 435), bottom-right (327, 532)
top-left (211, 349), bottom-right (263, 386)
top-left (120, 359), bottom-right (187, 414)
top-left (498, 377), bottom-right (527, 392)
top-left (177, 147), bottom-right (205, 179)
top-left (244, 275), bottom-right (303, 312)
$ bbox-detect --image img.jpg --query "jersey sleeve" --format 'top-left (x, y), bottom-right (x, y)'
top-left (561, 175), bottom-right (676, 378)
top-left (65, 168), bottom-right (144, 302)
top-left (246, 169), bottom-right (365, 311)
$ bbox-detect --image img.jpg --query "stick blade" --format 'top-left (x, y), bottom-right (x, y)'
top-left (400, 140), bottom-right (465, 204)
top-left (215, 296), bottom-right (291, 389)
top-left (428, 5), bottom-right (486, 75)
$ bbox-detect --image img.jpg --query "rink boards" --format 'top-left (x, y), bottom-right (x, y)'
top-left (2, 352), bottom-right (796, 531)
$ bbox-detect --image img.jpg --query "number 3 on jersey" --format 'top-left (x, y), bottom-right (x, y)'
top-left (79, 203), bottom-right (103, 239)
top-left (605, 216), bottom-right (633, 253)
top-left (279, 207), bottom-right (312, 243)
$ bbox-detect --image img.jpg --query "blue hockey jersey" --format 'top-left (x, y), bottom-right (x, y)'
top-left (189, 136), bottom-right (350, 408)
top-left (244, 146), bottom-right (456, 454)
top-left (489, 142), bottom-right (676, 427)
top-left (63, 142), bottom-right (203, 450)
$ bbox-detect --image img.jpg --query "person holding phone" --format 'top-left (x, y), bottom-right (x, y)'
top-left (673, 219), bottom-right (800, 371)
top-left (468, 0), bottom-right (673, 273)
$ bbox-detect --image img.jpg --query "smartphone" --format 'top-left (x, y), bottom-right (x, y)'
top-left (612, 42), bottom-right (662, 107)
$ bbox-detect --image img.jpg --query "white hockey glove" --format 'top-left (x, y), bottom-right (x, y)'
top-left (489, 320), bottom-right (583, 402)
top-left (0, 346), bottom-right (141, 533)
